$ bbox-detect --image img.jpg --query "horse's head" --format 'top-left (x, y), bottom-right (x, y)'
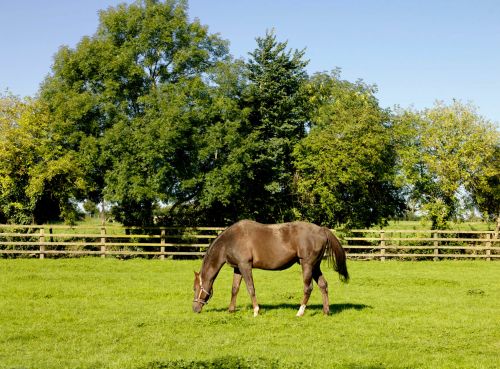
top-left (192, 271), bottom-right (212, 313)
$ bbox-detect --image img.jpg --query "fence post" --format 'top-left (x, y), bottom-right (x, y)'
top-left (380, 231), bottom-right (385, 261)
top-left (485, 233), bottom-right (491, 262)
top-left (433, 232), bottom-right (439, 261)
top-left (39, 227), bottom-right (45, 259)
top-left (160, 229), bottom-right (166, 260)
top-left (100, 226), bottom-right (106, 258)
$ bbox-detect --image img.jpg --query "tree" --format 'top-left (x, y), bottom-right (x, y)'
top-left (163, 59), bottom-right (253, 225)
top-left (82, 200), bottom-right (98, 218)
top-left (293, 71), bottom-right (405, 228)
top-left (236, 30), bottom-right (310, 222)
top-left (468, 144), bottom-right (499, 221)
top-left (39, 0), bottom-right (229, 225)
top-left (0, 94), bottom-right (86, 224)
top-left (0, 94), bottom-right (35, 224)
top-left (102, 76), bottom-right (219, 225)
top-left (394, 101), bottom-right (499, 228)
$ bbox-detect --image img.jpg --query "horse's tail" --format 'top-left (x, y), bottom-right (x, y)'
top-left (323, 227), bottom-right (349, 283)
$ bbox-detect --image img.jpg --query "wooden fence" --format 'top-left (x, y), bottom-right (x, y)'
top-left (0, 224), bottom-right (498, 261)
top-left (0, 224), bottom-right (223, 259)
top-left (344, 229), bottom-right (499, 261)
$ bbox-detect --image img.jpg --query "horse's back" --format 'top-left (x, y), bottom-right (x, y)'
top-left (225, 220), bottom-right (327, 270)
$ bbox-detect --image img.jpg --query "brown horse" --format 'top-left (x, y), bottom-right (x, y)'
top-left (192, 220), bottom-right (349, 316)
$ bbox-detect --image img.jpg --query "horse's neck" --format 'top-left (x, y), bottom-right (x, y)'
top-left (201, 241), bottom-right (226, 285)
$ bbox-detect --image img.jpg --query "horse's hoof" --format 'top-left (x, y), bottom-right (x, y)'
top-left (296, 304), bottom-right (306, 317)
top-left (253, 306), bottom-right (260, 317)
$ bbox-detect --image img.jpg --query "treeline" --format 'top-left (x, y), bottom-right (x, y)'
top-left (1, 0), bottom-right (498, 229)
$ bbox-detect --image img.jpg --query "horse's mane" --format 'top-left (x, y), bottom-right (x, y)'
top-left (202, 224), bottom-right (232, 262)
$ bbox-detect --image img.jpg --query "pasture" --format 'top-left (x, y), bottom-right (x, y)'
top-left (0, 259), bottom-right (498, 369)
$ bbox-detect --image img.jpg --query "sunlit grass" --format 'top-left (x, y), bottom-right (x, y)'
top-left (377, 220), bottom-right (494, 231)
top-left (0, 259), bottom-right (498, 368)
top-left (45, 217), bottom-right (496, 232)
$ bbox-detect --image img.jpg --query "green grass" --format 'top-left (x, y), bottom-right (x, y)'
top-left (373, 220), bottom-right (495, 231)
top-left (0, 259), bottom-right (498, 369)
top-left (45, 216), bottom-right (497, 231)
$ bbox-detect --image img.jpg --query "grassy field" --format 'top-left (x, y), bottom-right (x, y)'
top-left (0, 259), bottom-right (498, 369)
top-left (42, 217), bottom-right (498, 231)
top-left (374, 220), bottom-right (496, 231)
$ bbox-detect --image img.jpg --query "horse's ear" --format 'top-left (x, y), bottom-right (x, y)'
top-left (194, 271), bottom-right (199, 278)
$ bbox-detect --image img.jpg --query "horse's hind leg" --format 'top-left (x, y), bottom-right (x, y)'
top-left (313, 266), bottom-right (330, 315)
top-left (228, 268), bottom-right (242, 313)
top-left (297, 264), bottom-right (314, 317)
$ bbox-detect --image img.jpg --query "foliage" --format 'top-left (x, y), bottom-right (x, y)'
top-left (1, 1), bottom-right (499, 227)
top-left (293, 71), bottom-right (405, 228)
top-left (163, 30), bottom-right (311, 225)
top-left (468, 145), bottom-right (499, 221)
top-left (39, 0), bottom-right (229, 226)
top-left (394, 101), bottom-right (499, 228)
top-left (150, 60), bottom-right (251, 226)
top-left (82, 200), bottom-right (99, 217)
top-left (0, 259), bottom-right (498, 369)
top-left (0, 94), bottom-right (33, 223)
top-left (0, 94), bottom-right (86, 224)
top-left (238, 30), bottom-right (310, 223)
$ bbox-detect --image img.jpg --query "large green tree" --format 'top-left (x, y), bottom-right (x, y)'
top-left (39, 0), bottom-right (229, 225)
top-left (238, 30), bottom-right (310, 222)
top-left (293, 71), bottom-right (405, 228)
top-left (394, 101), bottom-right (499, 228)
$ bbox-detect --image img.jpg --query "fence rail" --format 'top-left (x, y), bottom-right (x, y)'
top-left (0, 224), bottom-right (498, 261)
top-left (344, 229), bottom-right (499, 261)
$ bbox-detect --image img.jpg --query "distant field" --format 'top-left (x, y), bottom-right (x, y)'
top-left (375, 220), bottom-right (495, 231)
top-left (43, 217), bottom-right (497, 231)
top-left (0, 259), bottom-right (498, 369)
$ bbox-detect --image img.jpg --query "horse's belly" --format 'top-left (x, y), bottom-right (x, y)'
top-left (252, 249), bottom-right (298, 270)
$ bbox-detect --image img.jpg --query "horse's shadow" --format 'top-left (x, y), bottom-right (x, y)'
top-left (210, 302), bottom-right (371, 314)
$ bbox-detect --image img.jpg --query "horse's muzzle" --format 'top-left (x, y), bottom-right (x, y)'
top-left (192, 302), bottom-right (202, 313)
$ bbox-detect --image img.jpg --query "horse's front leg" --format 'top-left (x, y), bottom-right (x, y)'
top-left (239, 264), bottom-right (259, 317)
top-left (228, 268), bottom-right (242, 313)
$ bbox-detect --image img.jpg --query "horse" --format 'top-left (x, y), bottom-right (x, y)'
top-left (192, 220), bottom-right (349, 317)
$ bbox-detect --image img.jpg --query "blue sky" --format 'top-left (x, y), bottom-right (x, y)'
top-left (1, 0), bottom-right (499, 124)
